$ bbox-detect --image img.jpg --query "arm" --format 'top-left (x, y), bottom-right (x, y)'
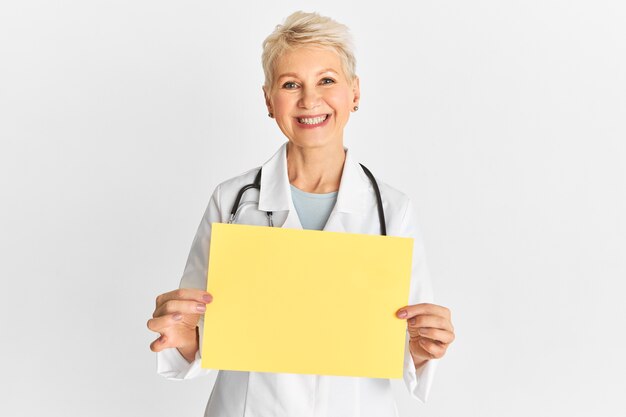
top-left (397, 198), bottom-right (454, 403)
top-left (151, 185), bottom-right (223, 380)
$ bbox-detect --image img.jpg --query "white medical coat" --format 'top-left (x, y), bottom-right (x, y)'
top-left (157, 143), bottom-right (438, 417)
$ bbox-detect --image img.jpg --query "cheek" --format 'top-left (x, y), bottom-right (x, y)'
top-left (272, 94), bottom-right (295, 115)
top-left (326, 90), bottom-right (353, 114)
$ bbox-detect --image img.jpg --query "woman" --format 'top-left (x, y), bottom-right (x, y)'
top-left (148, 11), bottom-right (455, 417)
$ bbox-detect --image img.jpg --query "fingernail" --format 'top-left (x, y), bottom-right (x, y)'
top-left (203, 294), bottom-right (213, 303)
top-left (173, 313), bottom-right (182, 321)
top-left (196, 303), bottom-right (206, 312)
top-left (408, 318), bottom-right (416, 325)
top-left (397, 310), bottom-right (407, 318)
top-left (418, 328), bottom-right (427, 335)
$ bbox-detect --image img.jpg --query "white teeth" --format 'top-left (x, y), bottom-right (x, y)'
top-left (298, 115), bottom-right (328, 124)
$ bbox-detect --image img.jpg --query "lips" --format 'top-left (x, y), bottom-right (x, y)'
top-left (296, 114), bottom-right (330, 127)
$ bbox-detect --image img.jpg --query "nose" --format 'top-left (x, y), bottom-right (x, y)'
top-left (298, 85), bottom-right (321, 110)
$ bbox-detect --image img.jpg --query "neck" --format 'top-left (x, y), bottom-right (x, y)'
top-left (286, 142), bottom-right (346, 193)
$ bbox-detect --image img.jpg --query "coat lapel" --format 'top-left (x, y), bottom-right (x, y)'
top-left (257, 143), bottom-right (302, 230)
top-left (323, 147), bottom-right (369, 233)
top-left (257, 142), bottom-right (370, 232)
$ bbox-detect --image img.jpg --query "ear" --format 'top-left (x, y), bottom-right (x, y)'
top-left (351, 76), bottom-right (361, 109)
top-left (262, 85), bottom-right (272, 114)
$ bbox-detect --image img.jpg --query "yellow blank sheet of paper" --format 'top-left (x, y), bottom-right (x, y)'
top-left (201, 223), bottom-right (414, 379)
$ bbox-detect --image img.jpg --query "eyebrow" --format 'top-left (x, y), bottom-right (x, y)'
top-left (277, 68), bottom-right (339, 79)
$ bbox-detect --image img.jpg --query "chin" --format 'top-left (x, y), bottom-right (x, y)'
top-left (287, 135), bottom-right (342, 150)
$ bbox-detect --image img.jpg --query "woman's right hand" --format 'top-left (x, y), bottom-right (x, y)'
top-left (147, 288), bottom-right (213, 363)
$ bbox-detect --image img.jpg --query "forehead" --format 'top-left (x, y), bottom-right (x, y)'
top-left (274, 46), bottom-right (344, 77)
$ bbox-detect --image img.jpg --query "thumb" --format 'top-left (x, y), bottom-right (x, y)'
top-left (150, 335), bottom-right (169, 353)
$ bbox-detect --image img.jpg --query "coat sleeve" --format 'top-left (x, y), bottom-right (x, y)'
top-left (399, 198), bottom-right (439, 403)
top-left (156, 185), bottom-right (223, 380)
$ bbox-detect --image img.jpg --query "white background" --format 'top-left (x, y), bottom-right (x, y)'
top-left (1, 1), bottom-right (625, 416)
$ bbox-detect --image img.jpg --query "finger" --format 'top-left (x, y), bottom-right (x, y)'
top-left (147, 313), bottom-right (187, 333)
top-left (406, 314), bottom-right (453, 332)
top-left (148, 313), bottom-right (201, 333)
top-left (417, 337), bottom-right (447, 359)
top-left (153, 299), bottom-right (208, 318)
top-left (150, 334), bottom-right (184, 353)
top-left (413, 327), bottom-right (455, 344)
top-left (150, 319), bottom-right (199, 352)
top-left (156, 288), bottom-right (213, 308)
top-left (150, 335), bottom-right (169, 352)
top-left (397, 303), bottom-right (451, 320)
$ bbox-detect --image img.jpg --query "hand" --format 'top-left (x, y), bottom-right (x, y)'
top-left (147, 288), bottom-right (213, 362)
top-left (396, 303), bottom-right (455, 369)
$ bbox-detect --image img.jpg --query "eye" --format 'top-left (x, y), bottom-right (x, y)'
top-left (282, 81), bottom-right (299, 89)
top-left (320, 77), bottom-right (335, 85)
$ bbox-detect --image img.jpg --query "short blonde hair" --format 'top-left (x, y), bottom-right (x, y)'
top-left (262, 11), bottom-right (357, 89)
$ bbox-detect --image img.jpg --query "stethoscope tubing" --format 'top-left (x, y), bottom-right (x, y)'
top-left (229, 165), bottom-right (386, 235)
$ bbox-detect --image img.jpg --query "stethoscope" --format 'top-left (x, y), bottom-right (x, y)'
top-left (228, 164), bottom-right (387, 235)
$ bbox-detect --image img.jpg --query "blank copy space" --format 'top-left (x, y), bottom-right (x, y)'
top-left (201, 223), bottom-right (414, 378)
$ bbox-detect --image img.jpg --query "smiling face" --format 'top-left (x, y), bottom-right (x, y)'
top-left (263, 46), bottom-right (360, 150)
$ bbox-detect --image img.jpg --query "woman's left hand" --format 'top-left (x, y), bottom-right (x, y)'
top-left (396, 303), bottom-right (455, 369)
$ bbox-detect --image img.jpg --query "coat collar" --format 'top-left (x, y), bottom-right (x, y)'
top-left (257, 142), bottom-right (369, 214)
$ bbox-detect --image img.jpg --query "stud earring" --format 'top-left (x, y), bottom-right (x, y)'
top-left (268, 112), bottom-right (273, 118)
top-left (353, 106), bottom-right (359, 111)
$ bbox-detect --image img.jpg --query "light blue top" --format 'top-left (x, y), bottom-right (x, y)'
top-left (290, 184), bottom-right (338, 231)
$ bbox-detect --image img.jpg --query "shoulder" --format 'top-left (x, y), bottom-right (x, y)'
top-left (357, 168), bottom-right (418, 237)
top-left (215, 167), bottom-right (261, 193)
top-left (378, 179), bottom-right (424, 240)
top-left (377, 179), bottom-right (414, 227)
top-left (209, 166), bottom-right (261, 211)
top-left (357, 164), bottom-right (412, 218)
top-left (377, 180), bottom-right (411, 210)
top-left (210, 144), bottom-right (285, 200)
